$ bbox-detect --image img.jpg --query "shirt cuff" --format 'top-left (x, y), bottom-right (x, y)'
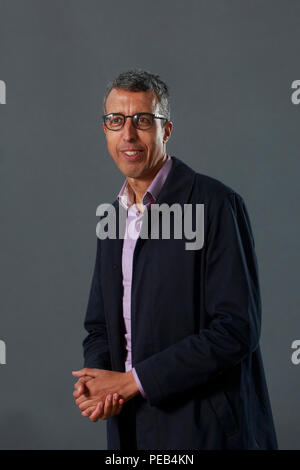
top-left (132, 367), bottom-right (147, 399)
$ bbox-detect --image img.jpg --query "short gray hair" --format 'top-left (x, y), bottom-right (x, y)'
top-left (103, 69), bottom-right (171, 121)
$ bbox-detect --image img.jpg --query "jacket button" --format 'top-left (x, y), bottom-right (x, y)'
top-left (113, 264), bottom-right (118, 269)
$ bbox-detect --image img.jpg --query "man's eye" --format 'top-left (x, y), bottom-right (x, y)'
top-left (139, 117), bottom-right (151, 124)
top-left (112, 117), bottom-right (122, 123)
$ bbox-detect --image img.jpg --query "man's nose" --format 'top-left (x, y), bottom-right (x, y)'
top-left (121, 117), bottom-right (138, 140)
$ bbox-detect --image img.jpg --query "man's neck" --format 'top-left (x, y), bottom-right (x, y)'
top-left (127, 154), bottom-right (167, 208)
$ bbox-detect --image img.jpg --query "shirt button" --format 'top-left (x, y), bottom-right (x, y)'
top-left (113, 264), bottom-right (118, 269)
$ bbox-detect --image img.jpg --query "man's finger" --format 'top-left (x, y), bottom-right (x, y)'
top-left (90, 402), bottom-right (103, 422)
top-left (73, 383), bottom-right (85, 397)
top-left (75, 394), bottom-right (93, 406)
top-left (111, 393), bottom-right (118, 415)
top-left (117, 397), bottom-right (125, 414)
top-left (101, 394), bottom-right (112, 420)
top-left (81, 405), bottom-right (97, 417)
top-left (117, 400), bottom-right (124, 414)
top-left (74, 390), bottom-right (89, 401)
top-left (73, 376), bottom-right (93, 398)
top-left (102, 394), bottom-right (123, 419)
top-left (74, 376), bottom-right (91, 388)
top-left (73, 383), bottom-right (90, 398)
top-left (111, 393), bottom-right (122, 416)
top-left (82, 396), bottom-right (124, 421)
top-left (78, 398), bottom-right (99, 411)
top-left (72, 368), bottom-right (99, 378)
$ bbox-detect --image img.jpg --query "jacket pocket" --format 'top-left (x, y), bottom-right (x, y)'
top-left (208, 389), bottom-right (239, 437)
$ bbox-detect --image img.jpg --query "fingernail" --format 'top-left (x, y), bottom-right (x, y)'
top-left (107, 395), bottom-right (111, 401)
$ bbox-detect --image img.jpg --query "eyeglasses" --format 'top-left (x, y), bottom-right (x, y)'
top-left (103, 112), bottom-right (168, 131)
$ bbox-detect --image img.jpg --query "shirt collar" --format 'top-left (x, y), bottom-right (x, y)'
top-left (117, 154), bottom-right (172, 210)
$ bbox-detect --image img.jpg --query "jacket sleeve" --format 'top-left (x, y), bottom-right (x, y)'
top-left (134, 192), bottom-right (262, 406)
top-left (82, 238), bottom-right (112, 370)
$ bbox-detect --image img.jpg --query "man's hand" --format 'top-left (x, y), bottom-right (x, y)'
top-left (82, 393), bottom-right (124, 422)
top-left (72, 368), bottom-right (139, 422)
top-left (73, 375), bottom-right (124, 421)
top-left (73, 370), bottom-right (124, 422)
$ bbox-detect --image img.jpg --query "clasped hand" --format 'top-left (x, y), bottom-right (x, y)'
top-left (72, 368), bottom-right (139, 422)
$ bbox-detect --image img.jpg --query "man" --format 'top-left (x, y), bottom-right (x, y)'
top-left (72, 69), bottom-right (278, 450)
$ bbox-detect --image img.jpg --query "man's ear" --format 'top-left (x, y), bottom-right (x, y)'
top-left (102, 122), bottom-right (107, 135)
top-left (163, 120), bottom-right (173, 143)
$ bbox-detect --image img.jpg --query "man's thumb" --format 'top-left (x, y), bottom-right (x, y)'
top-left (72, 368), bottom-right (98, 377)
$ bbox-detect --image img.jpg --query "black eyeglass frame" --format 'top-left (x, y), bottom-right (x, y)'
top-left (102, 112), bottom-right (168, 131)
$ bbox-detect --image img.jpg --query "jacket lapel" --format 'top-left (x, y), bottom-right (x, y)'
top-left (134, 155), bottom-right (197, 256)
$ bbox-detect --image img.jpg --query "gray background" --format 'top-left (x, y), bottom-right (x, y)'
top-left (0, 0), bottom-right (299, 449)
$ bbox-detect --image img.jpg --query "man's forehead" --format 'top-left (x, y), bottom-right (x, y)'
top-left (105, 88), bottom-right (159, 112)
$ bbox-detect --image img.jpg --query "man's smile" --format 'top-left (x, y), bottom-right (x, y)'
top-left (120, 149), bottom-right (144, 161)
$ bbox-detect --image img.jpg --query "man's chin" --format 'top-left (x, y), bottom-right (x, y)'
top-left (117, 159), bottom-right (145, 179)
top-left (122, 169), bottom-right (144, 180)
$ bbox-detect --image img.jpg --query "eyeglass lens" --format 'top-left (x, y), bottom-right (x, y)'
top-left (105, 113), bottom-right (154, 130)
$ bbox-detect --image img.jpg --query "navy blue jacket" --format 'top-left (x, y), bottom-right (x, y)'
top-left (82, 156), bottom-right (278, 450)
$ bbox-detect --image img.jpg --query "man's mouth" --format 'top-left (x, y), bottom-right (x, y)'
top-left (121, 148), bottom-right (143, 154)
top-left (120, 149), bottom-right (144, 161)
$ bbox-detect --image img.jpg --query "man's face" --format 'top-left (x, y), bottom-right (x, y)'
top-left (103, 88), bottom-right (172, 179)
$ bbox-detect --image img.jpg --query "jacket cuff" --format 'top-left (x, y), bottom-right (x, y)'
top-left (132, 367), bottom-right (147, 399)
top-left (133, 359), bottom-right (163, 405)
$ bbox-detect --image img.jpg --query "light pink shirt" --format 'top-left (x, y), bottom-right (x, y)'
top-left (117, 155), bottom-right (173, 398)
